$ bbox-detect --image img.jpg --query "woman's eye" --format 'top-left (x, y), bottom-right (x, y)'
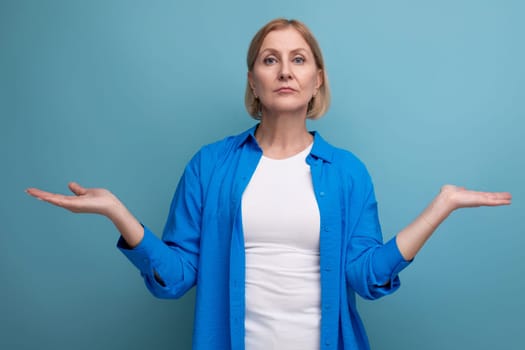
top-left (263, 57), bottom-right (277, 65)
top-left (293, 56), bottom-right (305, 64)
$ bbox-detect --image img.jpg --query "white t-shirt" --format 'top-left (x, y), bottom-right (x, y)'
top-left (242, 144), bottom-right (321, 350)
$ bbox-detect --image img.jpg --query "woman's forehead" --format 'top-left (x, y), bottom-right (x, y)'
top-left (259, 27), bottom-right (311, 53)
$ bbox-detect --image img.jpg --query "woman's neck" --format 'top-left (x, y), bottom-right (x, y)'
top-left (255, 112), bottom-right (313, 159)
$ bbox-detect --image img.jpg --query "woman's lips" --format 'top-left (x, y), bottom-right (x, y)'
top-left (275, 87), bottom-right (296, 93)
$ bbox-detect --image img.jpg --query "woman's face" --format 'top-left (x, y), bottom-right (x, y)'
top-left (249, 27), bottom-right (322, 117)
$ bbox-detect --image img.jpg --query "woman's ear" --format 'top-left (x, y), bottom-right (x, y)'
top-left (247, 71), bottom-right (255, 91)
top-left (316, 69), bottom-right (323, 90)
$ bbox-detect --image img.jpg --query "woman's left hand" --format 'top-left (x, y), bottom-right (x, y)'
top-left (439, 184), bottom-right (512, 211)
top-left (396, 185), bottom-right (512, 260)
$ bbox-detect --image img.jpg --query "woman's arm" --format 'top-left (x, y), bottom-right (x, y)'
top-left (396, 185), bottom-right (512, 261)
top-left (346, 183), bottom-right (511, 300)
top-left (27, 169), bottom-right (202, 299)
top-left (26, 182), bottom-right (144, 247)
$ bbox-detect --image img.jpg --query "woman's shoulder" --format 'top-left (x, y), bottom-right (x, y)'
top-left (312, 131), bottom-right (369, 174)
top-left (185, 126), bottom-right (255, 169)
top-left (199, 127), bottom-right (254, 155)
top-left (314, 136), bottom-right (375, 194)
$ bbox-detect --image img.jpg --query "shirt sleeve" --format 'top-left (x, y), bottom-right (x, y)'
top-left (117, 152), bottom-right (203, 299)
top-left (345, 179), bottom-right (412, 300)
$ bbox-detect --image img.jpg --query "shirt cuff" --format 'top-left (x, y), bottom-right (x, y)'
top-left (116, 225), bottom-right (163, 274)
top-left (372, 237), bottom-right (413, 286)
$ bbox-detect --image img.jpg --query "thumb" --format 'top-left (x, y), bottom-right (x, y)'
top-left (68, 182), bottom-right (87, 196)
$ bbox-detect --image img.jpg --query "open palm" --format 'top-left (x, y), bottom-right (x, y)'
top-left (440, 184), bottom-right (512, 209)
top-left (26, 182), bottom-right (120, 216)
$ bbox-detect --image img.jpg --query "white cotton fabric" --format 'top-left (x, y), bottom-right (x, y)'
top-left (242, 143), bottom-right (321, 350)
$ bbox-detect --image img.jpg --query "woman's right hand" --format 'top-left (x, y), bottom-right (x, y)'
top-left (26, 182), bottom-right (145, 247)
top-left (26, 182), bottom-right (122, 218)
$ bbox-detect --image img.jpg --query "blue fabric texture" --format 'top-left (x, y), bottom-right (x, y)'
top-left (118, 125), bottom-right (411, 350)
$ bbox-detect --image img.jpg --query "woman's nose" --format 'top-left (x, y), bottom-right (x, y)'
top-left (278, 63), bottom-right (292, 81)
top-left (278, 72), bottom-right (292, 81)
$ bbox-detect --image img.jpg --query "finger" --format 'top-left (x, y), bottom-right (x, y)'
top-left (466, 190), bottom-right (511, 198)
top-left (68, 182), bottom-right (87, 196)
top-left (479, 192), bottom-right (512, 201)
top-left (26, 187), bottom-right (56, 200)
top-left (473, 192), bottom-right (512, 206)
top-left (26, 187), bottom-right (74, 206)
top-left (496, 192), bottom-right (512, 200)
top-left (36, 192), bottom-right (80, 210)
top-left (483, 200), bottom-right (512, 206)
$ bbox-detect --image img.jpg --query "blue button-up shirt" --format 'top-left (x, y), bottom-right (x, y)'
top-left (118, 125), bottom-right (411, 349)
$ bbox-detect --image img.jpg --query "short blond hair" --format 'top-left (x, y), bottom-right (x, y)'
top-left (244, 18), bottom-right (331, 120)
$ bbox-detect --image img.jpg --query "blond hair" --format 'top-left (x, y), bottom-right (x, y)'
top-left (244, 18), bottom-right (331, 119)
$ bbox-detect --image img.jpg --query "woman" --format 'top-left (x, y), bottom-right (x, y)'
top-left (26, 18), bottom-right (511, 350)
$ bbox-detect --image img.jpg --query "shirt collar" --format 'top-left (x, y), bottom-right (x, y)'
top-left (310, 131), bottom-right (334, 163)
top-left (235, 124), bottom-right (259, 149)
top-left (236, 124), bottom-right (334, 163)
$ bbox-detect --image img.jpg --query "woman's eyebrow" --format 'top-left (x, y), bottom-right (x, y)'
top-left (259, 47), bottom-right (310, 55)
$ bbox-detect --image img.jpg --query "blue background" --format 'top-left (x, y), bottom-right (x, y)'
top-left (1, 0), bottom-right (523, 349)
